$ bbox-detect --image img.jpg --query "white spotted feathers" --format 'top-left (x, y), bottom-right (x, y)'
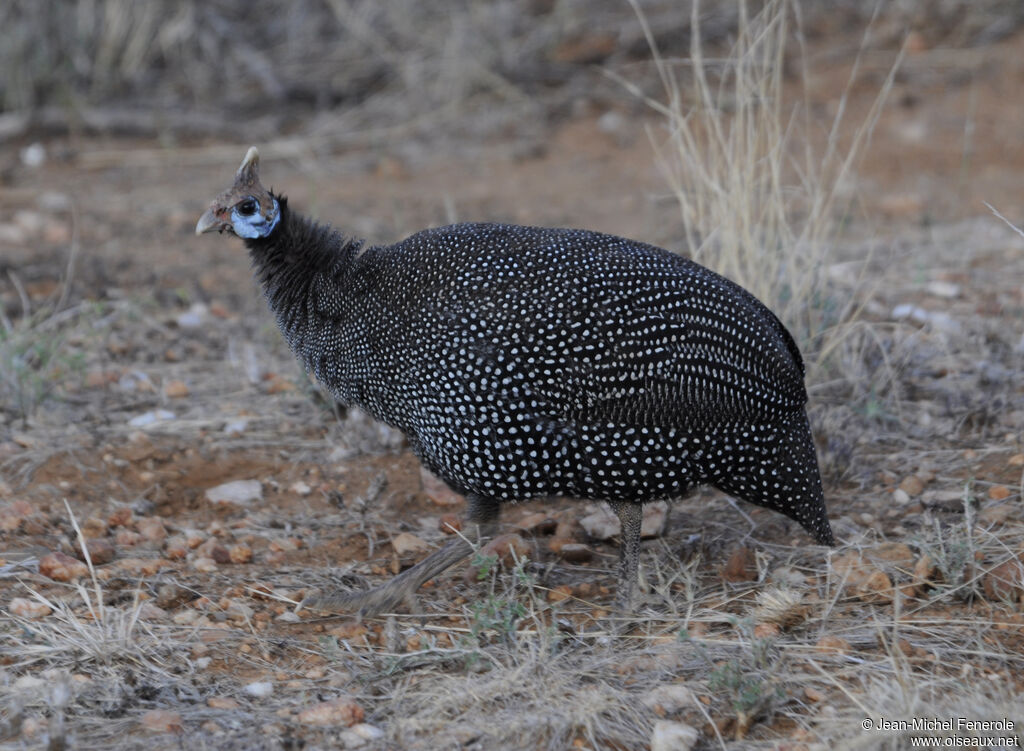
top-left (246, 202), bottom-right (834, 546)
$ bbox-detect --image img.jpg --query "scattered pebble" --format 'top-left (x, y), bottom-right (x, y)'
top-left (982, 558), bottom-right (1024, 603)
top-left (641, 501), bottom-right (670, 538)
top-left (9, 597), bottom-right (52, 619)
top-left (815, 635), bottom-right (851, 655)
top-left (192, 556), bottom-right (218, 573)
top-left (438, 513), bottom-right (462, 534)
top-left (579, 506), bottom-right (619, 540)
top-left (290, 480), bottom-right (312, 496)
top-left (296, 696), bottom-right (364, 727)
top-left (392, 532), bottom-right (430, 556)
top-left (642, 684), bottom-right (697, 716)
top-left (176, 303), bottom-right (208, 329)
top-left (720, 546), bottom-right (758, 583)
top-left (138, 603), bottom-right (168, 621)
top-left (243, 681), bottom-right (274, 698)
top-left (78, 538), bottom-right (116, 565)
top-left (20, 142), bottom-right (46, 168)
top-left (988, 485), bottom-right (1011, 501)
top-left (140, 709), bottom-right (183, 734)
top-left (478, 533), bottom-right (529, 566)
top-left (557, 543), bottom-right (593, 563)
top-left (650, 720), bottom-right (699, 751)
top-left (205, 479), bottom-right (263, 506)
top-left (924, 280), bottom-right (960, 299)
top-left (164, 380), bottom-right (189, 398)
top-left (128, 409), bottom-right (176, 428)
top-left (137, 517), bottom-right (167, 542)
top-left (898, 475), bottom-right (925, 497)
top-left (39, 551), bottom-right (89, 582)
top-left (223, 418), bottom-right (250, 435)
top-left (514, 512), bottom-right (558, 536)
top-left (229, 543), bottom-right (253, 564)
top-left (547, 584), bottom-right (574, 603)
top-left (892, 303), bottom-right (961, 333)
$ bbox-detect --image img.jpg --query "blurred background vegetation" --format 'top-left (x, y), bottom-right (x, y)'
top-left (2, 0), bottom-right (1021, 150)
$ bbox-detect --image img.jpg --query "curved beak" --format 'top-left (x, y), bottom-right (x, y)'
top-left (195, 207), bottom-right (227, 235)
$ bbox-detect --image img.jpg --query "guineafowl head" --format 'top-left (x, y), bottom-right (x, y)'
top-left (196, 146), bottom-right (280, 239)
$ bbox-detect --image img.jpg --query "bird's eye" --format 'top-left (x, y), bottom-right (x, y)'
top-left (237, 198), bottom-right (258, 216)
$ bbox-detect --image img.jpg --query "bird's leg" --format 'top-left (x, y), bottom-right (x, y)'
top-left (300, 494), bottom-right (499, 617)
top-left (608, 500), bottom-right (643, 612)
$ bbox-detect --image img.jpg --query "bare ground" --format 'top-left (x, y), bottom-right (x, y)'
top-left (2, 21), bottom-right (1024, 751)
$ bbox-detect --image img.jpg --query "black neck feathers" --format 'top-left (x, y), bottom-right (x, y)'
top-left (244, 194), bottom-right (363, 318)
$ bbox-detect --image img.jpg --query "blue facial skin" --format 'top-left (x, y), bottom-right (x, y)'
top-left (231, 197), bottom-right (280, 239)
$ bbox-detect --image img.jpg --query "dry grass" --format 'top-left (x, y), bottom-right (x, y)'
top-left (2, 3), bottom-right (1024, 750)
top-left (616, 0), bottom-right (905, 396)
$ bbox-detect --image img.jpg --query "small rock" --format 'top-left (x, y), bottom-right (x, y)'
top-left (438, 513), bottom-right (462, 534)
top-left (547, 584), bottom-right (574, 603)
top-left (81, 516), bottom-right (108, 539)
top-left (478, 533), bottom-right (529, 566)
top-left (924, 280), bottom-right (960, 299)
top-left (108, 507), bottom-right (133, 527)
top-left (137, 517), bottom-right (167, 542)
top-left (128, 409), bottom-right (176, 428)
top-left (913, 555), bottom-right (937, 586)
top-left (891, 304), bottom-right (961, 334)
top-left (20, 142), bottom-right (46, 168)
top-left (290, 481), bottom-right (312, 496)
top-left (176, 303), bottom-right (208, 329)
top-left (349, 723), bottom-right (384, 741)
top-left (392, 532), bottom-right (430, 556)
top-left (115, 528), bottom-right (144, 547)
top-left (138, 603), bottom-right (167, 621)
top-left (580, 507), bottom-right (619, 540)
top-left (753, 622), bottom-right (781, 638)
top-left (1009, 454), bottom-right (1024, 467)
top-left (898, 475), bottom-right (925, 497)
top-left (988, 485), bottom-right (1011, 501)
top-left (720, 546), bottom-right (758, 583)
top-left (223, 418), bottom-right (249, 435)
top-left (892, 488), bottom-right (911, 505)
top-left (0, 500), bottom-right (33, 532)
top-left (804, 686), bottom-right (826, 702)
top-left (164, 537), bottom-right (188, 559)
top-left (9, 597), bottom-right (52, 619)
top-left (164, 380), bottom-right (189, 398)
top-left (229, 543), bottom-right (253, 564)
top-left (557, 543), bottom-right (593, 563)
top-left (39, 551), bottom-right (89, 582)
top-left (983, 558), bottom-right (1024, 602)
top-left (514, 512), bottom-right (558, 536)
top-left (243, 681), bottom-right (274, 698)
top-left (815, 635), bottom-right (851, 655)
top-left (297, 696), bottom-right (364, 727)
top-left (140, 709), bottom-right (183, 734)
top-left (650, 720), bottom-right (699, 751)
top-left (192, 556), bottom-right (218, 573)
top-left (205, 480), bottom-right (262, 506)
top-left (642, 684), bottom-right (696, 716)
top-left (78, 538), bottom-right (116, 565)
top-left (641, 501), bottom-right (669, 538)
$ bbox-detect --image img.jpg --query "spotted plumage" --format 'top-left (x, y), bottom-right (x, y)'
top-left (198, 148), bottom-right (835, 615)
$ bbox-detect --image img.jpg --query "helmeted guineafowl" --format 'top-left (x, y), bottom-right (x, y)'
top-left (197, 147), bottom-right (835, 615)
